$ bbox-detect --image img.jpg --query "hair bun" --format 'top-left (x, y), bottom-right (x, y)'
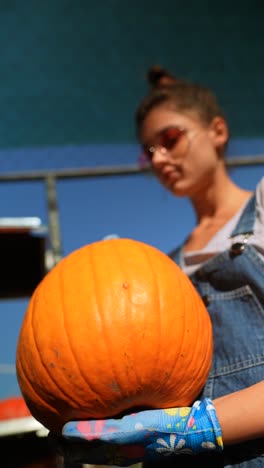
top-left (147, 65), bottom-right (178, 87)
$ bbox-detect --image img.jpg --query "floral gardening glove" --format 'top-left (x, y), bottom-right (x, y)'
top-left (54, 398), bottom-right (223, 466)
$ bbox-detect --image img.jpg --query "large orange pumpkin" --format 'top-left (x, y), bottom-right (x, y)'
top-left (16, 238), bottom-right (213, 434)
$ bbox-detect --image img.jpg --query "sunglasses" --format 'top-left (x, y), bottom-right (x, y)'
top-left (142, 126), bottom-right (187, 162)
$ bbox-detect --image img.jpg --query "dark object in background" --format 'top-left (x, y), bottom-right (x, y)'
top-left (0, 431), bottom-right (61, 467)
top-left (0, 217), bottom-right (48, 299)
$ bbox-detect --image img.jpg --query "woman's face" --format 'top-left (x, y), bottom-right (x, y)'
top-left (139, 105), bottom-right (228, 198)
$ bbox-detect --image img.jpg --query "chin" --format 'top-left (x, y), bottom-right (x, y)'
top-left (168, 181), bottom-right (191, 197)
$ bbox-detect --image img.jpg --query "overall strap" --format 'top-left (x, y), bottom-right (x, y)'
top-left (230, 193), bottom-right (256, 237)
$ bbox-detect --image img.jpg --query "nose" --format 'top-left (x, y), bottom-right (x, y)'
top-left (151, 146), bottom-right (168, 165)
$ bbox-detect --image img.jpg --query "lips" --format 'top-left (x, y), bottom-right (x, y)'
top-left (161, 165), bottom-right (182, 184)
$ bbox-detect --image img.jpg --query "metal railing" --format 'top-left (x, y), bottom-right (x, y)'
top-left (0, 154), bottom-right (263, 266)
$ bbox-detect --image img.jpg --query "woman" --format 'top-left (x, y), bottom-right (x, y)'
top-left (57, 68), bottom-right (264, 467)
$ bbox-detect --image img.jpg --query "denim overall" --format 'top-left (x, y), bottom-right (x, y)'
top-left (169, 193), bottom-right (264, 466)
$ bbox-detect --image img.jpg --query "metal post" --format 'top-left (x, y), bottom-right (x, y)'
top-left (45, 174), bottom-right (63, 266)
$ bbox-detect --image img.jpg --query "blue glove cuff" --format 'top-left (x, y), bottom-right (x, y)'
top-left (183, 398), bottom-right (223, 454)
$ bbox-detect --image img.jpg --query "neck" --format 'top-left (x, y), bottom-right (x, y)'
top-left (190, 171), bottom-right (253, 224)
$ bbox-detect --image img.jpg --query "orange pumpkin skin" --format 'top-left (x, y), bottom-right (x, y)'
top-left (16, 238), bottom-right (213, 434)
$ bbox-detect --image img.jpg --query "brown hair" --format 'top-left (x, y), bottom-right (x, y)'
top-left (136, 66), bottom-right (225, 133)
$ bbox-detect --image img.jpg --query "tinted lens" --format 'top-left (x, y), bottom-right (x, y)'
top-left (160, 127), bottom-right (185, 150)
top-left (142, 126), bottom-right (185, 161)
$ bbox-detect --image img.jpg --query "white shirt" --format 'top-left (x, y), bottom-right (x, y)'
top-left (182, 177), bottom-right (264, 276)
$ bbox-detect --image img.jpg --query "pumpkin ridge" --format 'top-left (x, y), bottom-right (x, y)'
top-left (16, 290), bottom-right (74, 427)
top-left (102, 239), bottom-right (149, 405)
top-left (190, 290), bottom-right (213, 385)
top-left (59, 260), bottom-right (84, 383)
top-left (140, 244), bottom-right (189, 401)
top-left (35, 279), bottom-right (82, 405)
top-left (179, 280), bottom-right (212, 400)
top-left (195, 289), bottom-right (213, 383)
top-left (176, 274), bottom-right (204, 399)
top-left (192, 335), bottom-right (212, 393)
top-left (89, 242), bottom-right (122, 405)
top-left (16, 294), bottom-right (35, 396)
top-left (60, 252), bottom-right (107, 407)
top-left (154, 269), bottom-right (197, 402)
top-left (151, 260), bottom-right (186, 396)
top-left (16, 353), bottom-right (61, 421)
top-left (141, 243), bottom-right (162, 385)
top-left (115, 239), bottom-right (145, 394)
top-left (176, 279), bottom-right (211, 399)
top-left (177, 275), bottom-right (196, 398)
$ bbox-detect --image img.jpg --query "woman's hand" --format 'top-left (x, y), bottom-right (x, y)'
top-left (53, 398), bottom-right (223, 466)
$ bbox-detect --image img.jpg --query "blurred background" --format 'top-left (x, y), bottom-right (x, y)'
top-left (0, 1), bottom-right (263, 466)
